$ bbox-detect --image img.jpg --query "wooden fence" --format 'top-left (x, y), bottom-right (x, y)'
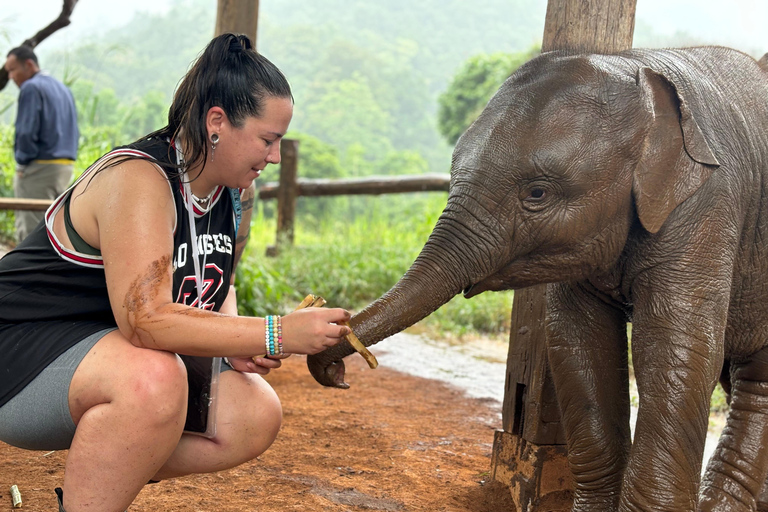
top-left (0, 139), bottom-right (451, 251)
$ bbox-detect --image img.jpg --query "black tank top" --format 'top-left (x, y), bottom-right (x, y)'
top-left (0, 137), bottom-right (241, 407)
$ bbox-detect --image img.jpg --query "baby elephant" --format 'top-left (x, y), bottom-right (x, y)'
top-left (309, 47), bottom-right (768, 511)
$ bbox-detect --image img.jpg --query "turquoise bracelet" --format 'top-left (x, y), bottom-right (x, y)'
top-left (265, 315), bottom-right (283, 356)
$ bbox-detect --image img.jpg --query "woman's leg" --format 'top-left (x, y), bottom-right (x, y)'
top-left (63, 330), bottom-right (188, 512)
top-left (152, 369), bottom-right (282, 480)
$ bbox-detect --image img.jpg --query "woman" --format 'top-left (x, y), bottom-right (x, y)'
top-left (0, 33), bottom-right (351, 511)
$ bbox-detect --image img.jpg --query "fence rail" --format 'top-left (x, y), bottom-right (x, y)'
top-left (257, 174), bottom-right (450, 199)
top-left (0, 198), bottom-right (53, 211)
top-left (0, 140), bottom-right (451, 252)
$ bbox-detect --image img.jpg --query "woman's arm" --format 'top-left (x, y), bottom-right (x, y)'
top-left (218, 183), bottom-right (283, 373)
top-left (86, 160), bottom-right (348, 358)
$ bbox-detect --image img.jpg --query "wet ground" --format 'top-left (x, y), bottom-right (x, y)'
top-left (373, 332), bottom-right (726, 472)
top-left (0, 348), bottom-right (515, 512)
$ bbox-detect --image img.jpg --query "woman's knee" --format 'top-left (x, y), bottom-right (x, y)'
top-left (256, 382), bottom-right (282, 446)
top-left (125, 350), bottom-right (188, 423)
top-left (225, 375), bottom-right (282, 458)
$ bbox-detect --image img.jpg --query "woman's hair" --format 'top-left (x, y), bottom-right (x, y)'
top-left (76, 33), bottom-right (291, 199)
top-left (141, 32), bottom-right (293, 173)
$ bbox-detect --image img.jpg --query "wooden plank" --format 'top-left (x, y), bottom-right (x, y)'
top-left (258, 174), bottom-right (450, 200)
top-left (491, 430), bottom-right (572, 512)
top-left (0, 198), bottom-right (53, 211)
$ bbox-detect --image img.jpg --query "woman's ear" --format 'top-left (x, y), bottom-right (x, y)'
top-left (206, 107), bottom-right (227, 138)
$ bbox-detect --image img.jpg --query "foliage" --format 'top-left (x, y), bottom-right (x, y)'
top-left (24, 0), bottom-right (553, 177)
top-left (0, 125), bottom-right (16, 243)
top-left (300, 75), bottom-right (394, 163)
top-left (236, 192), bottom-right (514, 338)
top-left (437, 47), bottom-right (539, 145)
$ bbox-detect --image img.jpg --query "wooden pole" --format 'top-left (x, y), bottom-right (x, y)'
top-left (266, 138), bottom-right (299, 256)
top-left (542, 0), bottom-right (637, 54)
top-left (214, 0), bottom-right (260, 45)
top-left (490, 1), bottom-right (637, 510)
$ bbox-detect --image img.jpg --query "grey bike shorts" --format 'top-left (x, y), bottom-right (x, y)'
top-left (0, 328), bottom-right (115, 450)
top-left (0, 329), bottom-right (235, 451)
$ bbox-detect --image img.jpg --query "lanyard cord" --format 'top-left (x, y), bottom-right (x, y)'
top-left (176, 144), bottom-right (209, 309)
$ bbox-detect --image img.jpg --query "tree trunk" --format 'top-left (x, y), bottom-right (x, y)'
top-left (491, 1), bottom-right (637, 510)
top-left (0, 0), bottom-right (79, 91)
top-left (215, 0), bottom-right (260, 47)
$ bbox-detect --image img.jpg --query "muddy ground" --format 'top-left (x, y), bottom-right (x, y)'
top-left (0, 352), bottom-right (517, 512)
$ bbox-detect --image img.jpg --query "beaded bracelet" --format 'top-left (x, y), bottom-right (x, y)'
top-left (265, 315), bottom-right (283, 357)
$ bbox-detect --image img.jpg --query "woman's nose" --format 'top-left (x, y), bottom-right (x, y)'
top-left (268, 144), bottom-right (281, 164)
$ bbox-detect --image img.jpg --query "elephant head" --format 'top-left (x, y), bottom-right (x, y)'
top-left (308, 51), bottom-right (720, 387)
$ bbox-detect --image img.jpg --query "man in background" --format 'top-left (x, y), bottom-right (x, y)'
top-left (4, 46), bottom-right (78, 242)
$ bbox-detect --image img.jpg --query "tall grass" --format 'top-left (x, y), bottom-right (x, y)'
top-left (237, 193), bottom-right (515, 340)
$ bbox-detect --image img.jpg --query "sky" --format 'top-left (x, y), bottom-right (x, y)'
top-left (0, 0), bottom-right (765, 57)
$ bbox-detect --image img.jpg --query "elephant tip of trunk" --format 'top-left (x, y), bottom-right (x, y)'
top-left (307, 355), bottom-right (350, 389)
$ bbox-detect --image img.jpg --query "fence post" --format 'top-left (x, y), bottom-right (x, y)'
top-left (267, 138), bottom-right (299, 257)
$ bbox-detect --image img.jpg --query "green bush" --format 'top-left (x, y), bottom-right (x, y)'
top-left (0, 125), bottom-right (16, 243)
top-left (236, 193), bottom-right (514, 340)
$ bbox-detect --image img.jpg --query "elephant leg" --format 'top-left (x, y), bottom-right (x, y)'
top-left (759, 478), bottom-right (768, 512)
top-left (699, 348), bottom-right (768, 511)
top-left (619, 285), bottom-right (726, 511)
top-left (546, 281), bottom-right (631, 511)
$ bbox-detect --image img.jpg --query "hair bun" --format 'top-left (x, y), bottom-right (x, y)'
top-left (229, 35), bottom-right (253, 52)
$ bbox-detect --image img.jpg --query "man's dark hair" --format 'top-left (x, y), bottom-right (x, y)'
top-left (7, 46), bottom-right (38, 65)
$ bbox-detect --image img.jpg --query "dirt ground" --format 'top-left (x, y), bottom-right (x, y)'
top-left (0, 353), bottom-right (518, 512)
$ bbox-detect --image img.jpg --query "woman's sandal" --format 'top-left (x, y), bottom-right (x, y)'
top-left (55, 488), bottom-right (66, 512)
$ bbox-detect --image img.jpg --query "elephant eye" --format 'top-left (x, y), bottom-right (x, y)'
top-left (520, 185), bottom-right (549, 211)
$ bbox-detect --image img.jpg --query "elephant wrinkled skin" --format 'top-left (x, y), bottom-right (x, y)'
top-left (308, 47), bottom-right (768, 511)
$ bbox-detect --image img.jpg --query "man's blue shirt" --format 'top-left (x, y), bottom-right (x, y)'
top-left (14, 72), bottom-right (79, 165)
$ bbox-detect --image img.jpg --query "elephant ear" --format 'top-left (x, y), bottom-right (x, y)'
top-left (633, 67), bottom-right (720, 233)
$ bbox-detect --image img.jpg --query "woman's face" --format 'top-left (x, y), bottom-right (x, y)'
top-left (211, 96), bottom-right (294, 189)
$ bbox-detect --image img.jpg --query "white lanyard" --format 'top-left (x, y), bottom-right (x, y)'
top-left (176, 144), bottom-right (208, 309)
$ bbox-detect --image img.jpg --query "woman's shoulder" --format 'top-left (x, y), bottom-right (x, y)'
top-left (119, 137), bottom-right (178, 168)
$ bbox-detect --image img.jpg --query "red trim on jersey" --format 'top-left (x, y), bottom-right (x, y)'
top-left (44, 148), bottom-right (161, 269)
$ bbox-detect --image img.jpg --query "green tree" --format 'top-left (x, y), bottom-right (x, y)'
top-left (437, 47), bottom-right (539, 145)
top-left (301, 75), bottom-right (393, 168)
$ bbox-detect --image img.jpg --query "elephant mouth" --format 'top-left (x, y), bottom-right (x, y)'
top-left (463, 282), bottom-right (484, 298)
top-left (463, 271), bottom-right (511, 298)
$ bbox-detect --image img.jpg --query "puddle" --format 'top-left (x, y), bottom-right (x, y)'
top-left (370, 332), bottom-right (508, 405)
top-left (370, 332), bottom-right (723, 474)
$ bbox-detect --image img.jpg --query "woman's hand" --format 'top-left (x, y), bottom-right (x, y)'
top-left (280, 307), bottom-right (352, 355)
top-left (226, 356), bottom-right (282, 375)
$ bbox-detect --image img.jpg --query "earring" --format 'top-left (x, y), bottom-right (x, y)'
top-left (210, 133), bottom-right (219, 161)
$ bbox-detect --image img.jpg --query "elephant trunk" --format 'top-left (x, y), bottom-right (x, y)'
top-left (307, 208), bottom-right (492, 387)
